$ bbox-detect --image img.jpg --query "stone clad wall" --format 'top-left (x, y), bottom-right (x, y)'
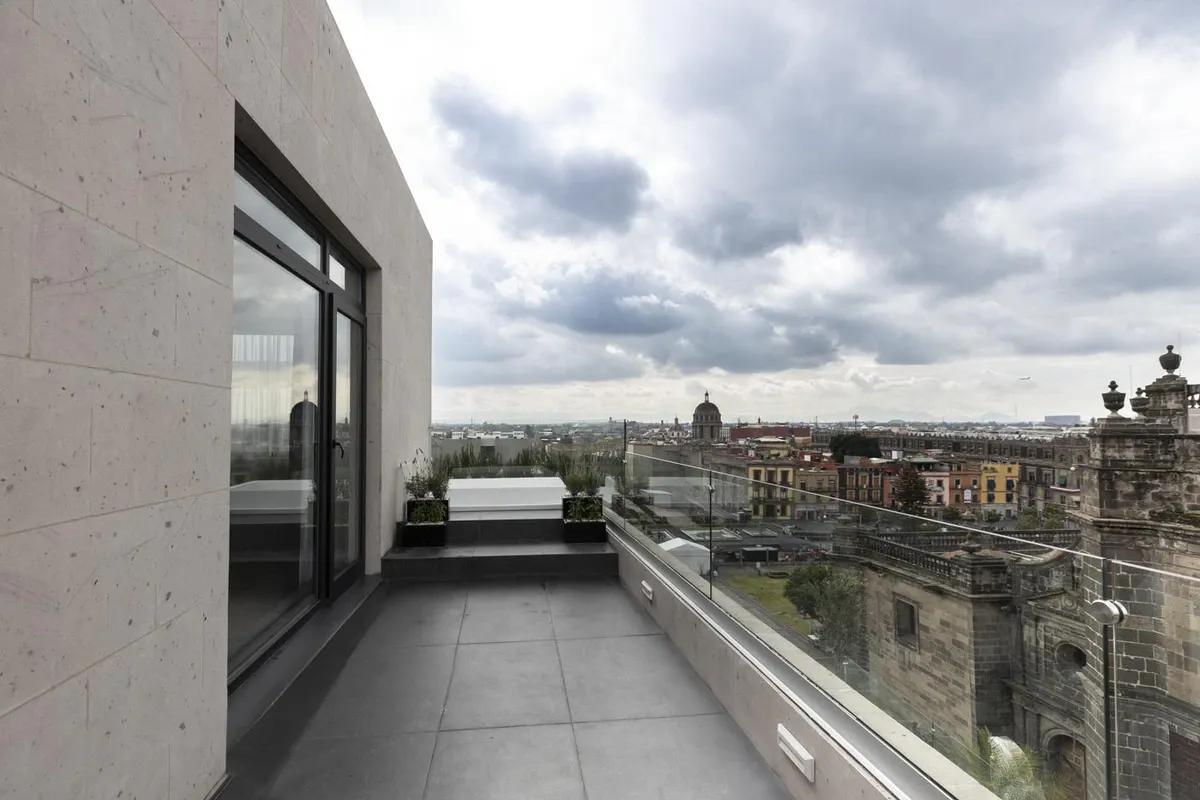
top-left (862, 568), bottom-right (979, 746)
top-left (0, 0), bottom-right (430, 796)
top-left (1074, 397), bottom-right (1200, 799)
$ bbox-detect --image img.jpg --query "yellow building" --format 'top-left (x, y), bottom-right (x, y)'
top-left (746, 461), bottom-right (839, 520)
top-left (748, 462), bottom-right (793, 519)
top-left (980, 462), bottom-right (1020, 519)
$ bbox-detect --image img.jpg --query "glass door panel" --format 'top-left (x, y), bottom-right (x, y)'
top-left (228, 237), bottom-right (321, 676)
top-left (332, 312), bottom-right (363, 578)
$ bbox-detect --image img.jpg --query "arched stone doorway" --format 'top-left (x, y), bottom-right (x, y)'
top-left (1045, 733), bottom-right (1087, 799)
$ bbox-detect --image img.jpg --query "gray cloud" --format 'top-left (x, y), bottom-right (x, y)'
top-left (432, 82), bottom-right (649, 234)
top-left (652, 0), bottom-right (1200, 298)
top-left (674, 199), bottom-right (801, 260)
top-left (525, 272), bottom-right (687, 336)
top-left (481, 268), bottom-right (948, 377)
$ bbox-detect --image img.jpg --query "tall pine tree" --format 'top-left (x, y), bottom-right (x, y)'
top-left (892, 464), bottom-right (929, 515)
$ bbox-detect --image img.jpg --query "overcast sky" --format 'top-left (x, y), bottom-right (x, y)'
top-left (328, 0), bottom-right (1200, 424)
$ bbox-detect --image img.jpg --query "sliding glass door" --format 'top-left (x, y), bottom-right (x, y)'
top-left (331, 310), bottom-right (364, 593)
top-left (228, 239), bottom-right (322, 673)
top-left (228, 152), bottom-right (367, 682)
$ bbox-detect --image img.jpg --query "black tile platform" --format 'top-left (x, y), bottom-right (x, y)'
top-left (382, 541), bottom-right (618, 580)
top-left (220, 577), bottom-right (790, 800)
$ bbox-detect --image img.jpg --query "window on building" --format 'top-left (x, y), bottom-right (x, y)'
top-left (895, 599), bottom-right (919, 649)
top-left (1006, 493), bottom-right (1014, 503)
top-left (987, 493), bottom-right (995, 503)
top-left (1055, 642), bottom-right (1086, 671)
top-left (753, 469), bottom-right (762, 481)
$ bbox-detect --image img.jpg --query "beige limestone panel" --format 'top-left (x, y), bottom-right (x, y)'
top-left (310, 0), bottom-right (350, 134)
top-left (34, 0), bottom-right (182, 108)
top-left (0, 672), bottom-right (88, 800)
top-left (160, 603), bottom-right (226, 799)
top-left (29, 201), bottom-right (179, 377)
top-left (156, 491), bottom-right (228, 624)
top-left (285, 0), bottom-right (318, 40)
top-left (241, 0), bottom-right (283, 60)
top-left (0, 498), bottom-right (177, 715)
top-left (280, 75), bottom-right (326, 186)
top-left (281, 0), bottom-right (315, 108)
top-left (83, 64), bottom-right (161, 242)
top-left (84, 632), bottom-right (172, 800)
top-left (136, 48), bottom-right (235, 289)
top-left (0, 358), bottom-right (98, 533)
top-left (0, 8), bottom-right (90, 211)
top-left (0, 176), bottom-right (49, 358)
top-left (90, 371), bottom-right (229, 514)
top-left (175, 265), bottom-right (233, 387)
top-left (218, 0), bottom-right (282, 141)
top-left (149, 0), bottom-right (221, 70)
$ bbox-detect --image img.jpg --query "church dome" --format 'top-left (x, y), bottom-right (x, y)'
top-left (692, 391), bottom-right (723, 441)
top-left (693, 391), bottom-right (719, 416)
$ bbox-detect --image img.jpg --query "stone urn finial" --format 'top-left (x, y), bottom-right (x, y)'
top-left (1129, 387), bottom-right (1149, 416)
top-left (1102, 380), bottom-right (1126, 418)
top-left (1160, 344), bottom-right (1181, 375)
top-left (960, 530), bottom-right (983, 555)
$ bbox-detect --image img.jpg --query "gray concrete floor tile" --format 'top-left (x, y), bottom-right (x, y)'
top-left (224, 733), bottom-right (435, 800)
top-left (424, 724), bottom-right (585, 800)
top-left (558, 634), bottom-right (721, 722)
top-left (300, 645), bottom-right (456, 736)
top-left (441, 640), bottom-right (570, 729)
top-left (227, 578), bottom-right (787, 800)
top-left (459, 580), bottom-right (555, 643)
top-left (574, 715), bottom-right (790, 800)
top-left (353, 587), bottom-right (466, 652)
top-left (547, 578), bottom-right (660, 639)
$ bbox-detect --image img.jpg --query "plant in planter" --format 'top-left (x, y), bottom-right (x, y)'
top-left (562, 468), bottom-right (606, 543)
top-left (399, 459), bottom-right (450, 547)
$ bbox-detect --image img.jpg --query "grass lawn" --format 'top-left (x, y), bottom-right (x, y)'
top-left (722, 573), bottom-right (814, 636)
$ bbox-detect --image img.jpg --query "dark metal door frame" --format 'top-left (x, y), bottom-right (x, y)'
top-left (233, 151), bottom-right (368, 612)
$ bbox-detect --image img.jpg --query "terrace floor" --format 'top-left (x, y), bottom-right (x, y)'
top-left (222, 576), bottom-right (790, 799)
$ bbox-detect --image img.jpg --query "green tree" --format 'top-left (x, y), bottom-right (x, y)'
top-left (785, 564), bottom-right (864, 660)
top-left (970, 727), bottom-right (1069, 800)
top-left (892, 464), bottom-right (929, 515)
top-left (1015, 509), bottom-right (1041, 530)
top-left (942, 505), bottom-right (963, 522)
top-left (1043, 504), bottom-right (1065, 530)
top-left (829, 432), bottom-right (882, 463)
top-left (784, 563), bottom-right (833, 617)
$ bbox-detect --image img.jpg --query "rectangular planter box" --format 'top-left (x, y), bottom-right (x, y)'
top-left (399, 499), bottom-right (449, 547)
top-left (562, 497), bottom-right (606, 543)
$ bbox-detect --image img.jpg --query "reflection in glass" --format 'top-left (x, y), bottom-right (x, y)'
top-left (328, 252), bottom-right (363, 301)
top-left (234, 173), bottom-right (321, 268)
top-left (228, 237), bottom-right (320, 674)
top-left (328, 252), bottom-right (346, 289)
top-left (332, 313), bottom-right (362, 575)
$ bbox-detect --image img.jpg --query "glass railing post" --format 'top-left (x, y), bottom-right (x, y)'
top-left (707, 467), bottom-right (715, 599)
